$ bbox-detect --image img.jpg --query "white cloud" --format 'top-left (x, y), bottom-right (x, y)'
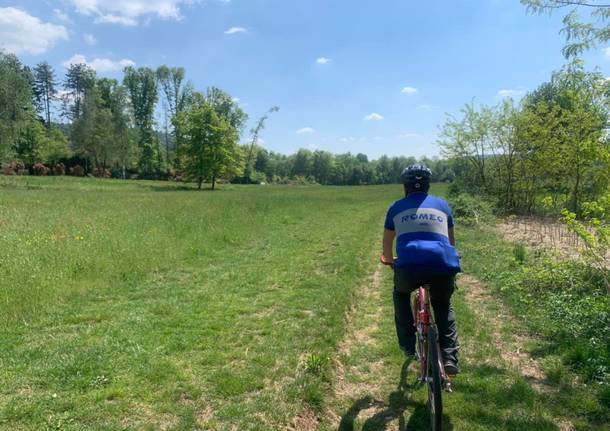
top-left (604, 47), bottom-right (610, 57)
top-left (225, 26), bottom-right (246, 34)
top-left (417, 104), bottom-right (439, 110)
top-left (340, 137), bottom-right (356, 142)
top-left (63, 54), bottom-right (87, 67)
top-left (62, 54), bottom-right (136, 72)
top-left (363, 113), bottom-right (384, 121)
top-left (316, 57), bottom-right (331, 64)
top-left (497, 89), bottom-right (524, 98)
top-left (296, 127), bottom-right (315, 134)
top-left (0, 7), bottom-right (68, 55)
top-left (53, 9), bottom-right (72, 23)
top-left (401, 86), bottom-right (418, 94)
top-left (83, 34), bottom-right (97, 45)
top-left (398, 133), bottom-right (421, 138)
top-left (57, 89), bottom-right (76, 103)
top-left (96, 14), bottom-right (138, 26)
top-left (67, 0), bottom-right (197, 26)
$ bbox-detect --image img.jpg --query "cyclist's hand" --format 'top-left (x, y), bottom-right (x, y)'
top-left (380, 255), bottom-right (395, 269)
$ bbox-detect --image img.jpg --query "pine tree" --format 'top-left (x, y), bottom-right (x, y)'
top-left (33, 62), bottom-right (57, 128)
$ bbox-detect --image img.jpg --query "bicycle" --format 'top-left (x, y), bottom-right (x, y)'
top-left (381, 255), bottom-right (452, 431)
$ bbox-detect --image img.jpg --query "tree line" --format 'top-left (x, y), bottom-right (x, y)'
top-left (0, 51), bottom-right (454, 188)
top-left (439, 60), bottom-right (610, 216)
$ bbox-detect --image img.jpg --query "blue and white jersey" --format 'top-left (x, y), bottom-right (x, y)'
top-left (384, 193), bottom-right (461, 274)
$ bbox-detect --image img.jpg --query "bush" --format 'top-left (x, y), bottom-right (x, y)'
top-left (32, 163), bottom-right (49, 176)
top-left (70, 165), bottom-right (85, 177)
top-left (513, 258), bottom-right (610, 383)
top-left (447, 193), bottom-right (494, 226)
top-left (2, 160), bottom-right (27, 176)
top-left (249, 171), bottom-right (267, 185)
top-left (53, 163), bottom-right (65, 176)
top-left (92, 167), bottom-right (111, 178)
top-left (2, 164), bottom-right (14, 175)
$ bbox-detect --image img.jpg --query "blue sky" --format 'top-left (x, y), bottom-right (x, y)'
top-left (1, 0), bottom-right (609, 159)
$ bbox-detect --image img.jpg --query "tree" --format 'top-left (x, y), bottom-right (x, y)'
top-left (489, 100), bottom-right (520, 210)
top-left (292, 149), bottom-right (313, 177)
top-left (243, 106), bottom-right (279, 182)
top-left (175, 102), bottom-right (241, 190)
top-left (522, 0), bottom-right (610, 57)
top-left (312, 150), bottom-right (334, 184)
top-left (156, 66), bottom-right (186, 119)
top-left (123, 67), bottom-right (159, 175)
top-left (13, 119), bottom-right (45, 167)
top-left (39, 127), bottom-right (71, 165)
top-left (156, 66), bottom-right (189, 164)
top-left (520, 62), bottom-right (609, 214)
top-left (62, 63), bottom-right (95, 121)
top-left (33, 62), bottom-right (57, 128)
top-left (98, 78), bottom-right (135, 177)
top-left (205, 87), bottom-right (248, 131)
top-left (71, 86), bottom-right (114, 171)
top-left (0, 52), bottom-right (34, 161)
top-left (438, 102), bottom-right (493, 191)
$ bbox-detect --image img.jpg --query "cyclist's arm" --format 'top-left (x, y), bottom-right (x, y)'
top-left (449, 227), bottom-right (455, 246)
top-left (383, 229), bottom-right (396, 263)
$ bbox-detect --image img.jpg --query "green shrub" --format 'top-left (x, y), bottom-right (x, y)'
top-left (448, 193), bottom-right (494, 226)
top-left (510, 257), bottom-right (610, 384)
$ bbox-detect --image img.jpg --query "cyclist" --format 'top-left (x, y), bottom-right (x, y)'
top-left (382, 165), bottom-right (461, 374)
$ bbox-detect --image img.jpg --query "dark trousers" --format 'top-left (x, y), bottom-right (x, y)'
top-left (392, 268), bottom-right (459, 363)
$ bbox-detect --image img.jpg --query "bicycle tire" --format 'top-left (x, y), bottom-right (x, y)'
top-left (427, 325), bottom-right (443, 431)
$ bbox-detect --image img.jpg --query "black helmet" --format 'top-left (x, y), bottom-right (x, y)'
top-left (400, 164), bottom-right (432, 190)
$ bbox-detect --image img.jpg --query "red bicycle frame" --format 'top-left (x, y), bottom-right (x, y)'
top-left (413, 285), bottom-right (451, 390)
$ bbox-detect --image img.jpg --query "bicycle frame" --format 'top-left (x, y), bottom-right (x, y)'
top-left (411, 284), bottom-right (452, 392)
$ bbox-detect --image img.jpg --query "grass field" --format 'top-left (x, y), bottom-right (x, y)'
top-left (0, 177), bottom-right (397, 430)
top-left (0, 177), bottom-right (606, 430)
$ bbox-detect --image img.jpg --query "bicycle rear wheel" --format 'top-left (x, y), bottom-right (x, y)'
top-left (427, 326), bottom-right (443, 431)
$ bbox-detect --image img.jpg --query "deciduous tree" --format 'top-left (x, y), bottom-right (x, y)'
top-left (175, 102), bottom-right (241, 190)
top-left (124, 67), bottom-right (159, 175)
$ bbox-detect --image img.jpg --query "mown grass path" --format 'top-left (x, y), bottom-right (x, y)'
top-left (320, 231), bottom-right (606, 430)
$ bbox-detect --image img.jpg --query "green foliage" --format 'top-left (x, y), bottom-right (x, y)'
top-left (522, 1), bottom-right (610, 58)
top-left (123, 66), bottom-right (159, 175)
top-left (447, 193), bottom-right (494, 226)
top-left (33, 61), bottom-right (57, 128)
top-left (0, 51), bottom-right (36, 162)
top-left (517, 257), bottom-right (609, 383)
top-left (2, 50), bottom-right (460, 185)
top-left (62, 63), bottom-right (96, 121)
top-left (561, 192), bottom-right (610, 292)
top-left (40, 127), bottom-right (71, 164)
top-left (460, 225), bottom-right (610, 403)
top-left (440, 62), bottom-right (610, 216)
top-left (13, 119), bottom-right (46, 166)
top-left (175, 102), bottom-right (241, 189)
top-left (513, 244), bottom-right (526, 264)
top-left (239, 147), bottom-right (455, 186)
top-left (242, 106), bottom-right (280, 182)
